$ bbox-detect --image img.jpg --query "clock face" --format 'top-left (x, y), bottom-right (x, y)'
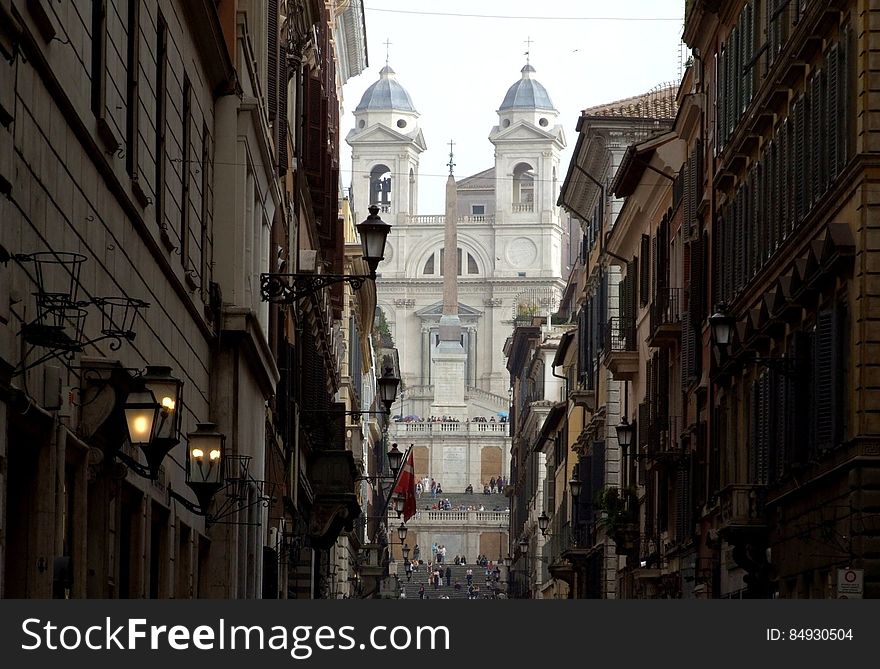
top-left (507, 238), bottom-right (538, 266)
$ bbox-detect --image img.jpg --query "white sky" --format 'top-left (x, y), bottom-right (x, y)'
top-left (340, 0), bottom-right (686, 215)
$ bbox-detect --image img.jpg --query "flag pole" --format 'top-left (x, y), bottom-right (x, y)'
top-left (379, 442), bottom-right (413, 524)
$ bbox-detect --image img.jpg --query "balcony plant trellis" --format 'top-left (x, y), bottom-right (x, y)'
top-left (0, 247), bottom-right (149, 375)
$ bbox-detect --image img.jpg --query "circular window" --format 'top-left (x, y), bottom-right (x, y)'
top-left (358, 119), bottom-right (366, 128)
top-left (539, 117), bottom-right (549, 127)
top-left (397, 119), bottom-right (407, 129)
top-left (502, 119), bottom-right (511, 128)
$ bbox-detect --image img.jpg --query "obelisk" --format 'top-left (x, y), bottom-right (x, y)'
top-left (430, 141), bottom-right (468, 421)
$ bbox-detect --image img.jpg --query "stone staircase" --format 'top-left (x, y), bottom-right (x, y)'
top-left (399, 563), bottom-right (501, 600)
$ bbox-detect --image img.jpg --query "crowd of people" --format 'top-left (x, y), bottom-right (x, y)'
top-left (406, 551), bottom-right (506, 600)
top-left (394, 415), bottom-right (509, 424)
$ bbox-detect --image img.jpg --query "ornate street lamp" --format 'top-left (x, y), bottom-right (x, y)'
top-left (397, 522), bottom-right (408, 543)
top-left (538, 511), bottom-right (550, 536)
top-left (141, 366), bottom-right (183, 440)
top-left (123, 366), bottom-right (184, 479)
top-left (377, 366), bottom-right (400, 414)
top-left (402, 543), bottom-right (410, 561)
top-left (616, 416), bottom-right (635, 452)
top-left (503, 554), bottom-right (512, 568)
top-left (184, 423), bottom-right (226, 513)
top-left (519, 537), bottom-right (529, 557)
top-left (569, 468), bottom-right (583, 501)
top-left (356, 206), bottom-right (393, 277)
top-left (260, 205), bottom-right (391, 303)
top-left (709, 303), bottom-right (736, 352)
top-left (387, 443), bottom-right (404, 479)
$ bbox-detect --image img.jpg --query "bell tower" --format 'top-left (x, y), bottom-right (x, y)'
top-left (489, 62), bottom-right (566, 280)
top-left (346, 63), bottom-right (427, 227)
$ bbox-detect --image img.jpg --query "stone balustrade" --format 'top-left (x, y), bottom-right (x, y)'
top-left (411, 510), bottom-right (510, 524)
top-left (391, 421), bottom-right (510, 437)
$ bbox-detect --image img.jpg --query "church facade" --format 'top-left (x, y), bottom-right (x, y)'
top-left (346, 61), bottom-right (568, 560)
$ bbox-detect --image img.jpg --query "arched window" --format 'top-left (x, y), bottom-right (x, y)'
top-left (512, 162), bottom-right (535, 205)
top-left (422, 248), bottom-right (480, 276)
top-left (369, 164), bottom-right (392, 212)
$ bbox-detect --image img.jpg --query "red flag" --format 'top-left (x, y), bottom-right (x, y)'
top-left (392, 448), bottom-right (417, 523)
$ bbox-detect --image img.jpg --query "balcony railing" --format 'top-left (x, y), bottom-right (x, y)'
top-left (512, 203), bottom-right (534, 213)
top-left (604, 316), bottom-right (637, 353)
top-left (644, 415), bottom-right (681, 458)
top-left (410, 510), bottom-right (510, 524)
top-left (649, 287), bottom-right (682, 347)
top-left (391, 420), bottom-right (510, 437)
top-left (407, 214), bottom-right (496, 225)
top-left (602, 317), bottom-right (639, 380)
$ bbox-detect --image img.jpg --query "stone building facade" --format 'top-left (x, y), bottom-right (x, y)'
top-left (0, 0), bottom-right (373, 600)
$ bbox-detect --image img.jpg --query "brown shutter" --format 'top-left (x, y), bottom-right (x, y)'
top-left (267, 0), bottom-right (278, 121)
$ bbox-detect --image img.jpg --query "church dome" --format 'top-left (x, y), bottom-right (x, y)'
top-left (499, 64), bottom-right (556, 111)
top-left (355, 65), bottom-right (417, 113)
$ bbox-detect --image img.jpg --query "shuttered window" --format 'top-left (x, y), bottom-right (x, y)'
top-left (749, 372), bottom-right (771, 485)
top-left (811, 302), bottom-right (847, 454)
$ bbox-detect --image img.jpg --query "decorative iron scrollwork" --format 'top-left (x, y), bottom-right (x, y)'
top-left (259, 272), bottom-right (372, 304)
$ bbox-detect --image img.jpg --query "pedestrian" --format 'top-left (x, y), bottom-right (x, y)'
top-left (431, 542), bottom-right (438, 561)
top-left (419, 584), bottom-right (425, 600)
top-left (490, 476), bottom-right (496, 493)
top-left (466, 568), bottom-right (473, 586)
top-left (445, 565), bottom-right (452, 586)
top-left (405, 560), bottom-right (412, 581)
top-left (413, 544), bottom-right (421, 562)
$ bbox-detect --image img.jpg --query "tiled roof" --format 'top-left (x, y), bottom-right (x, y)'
top-left (582, 84), bottom-right (678, 120)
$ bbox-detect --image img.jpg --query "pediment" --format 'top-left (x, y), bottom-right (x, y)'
top-left (490, 121), bottom-right (559, 143)
top-left (415, 301), bottom-right (483, 320)
top-left (346, 123), bottom-right (425, 147)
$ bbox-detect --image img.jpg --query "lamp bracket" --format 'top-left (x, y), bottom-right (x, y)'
top-left (260, 273), bottom-right (373, 304)
top-left (114, 449), bottom-right (154, 480)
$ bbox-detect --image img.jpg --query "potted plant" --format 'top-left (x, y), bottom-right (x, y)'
top-left (594, 486), bottom-right (640, 555)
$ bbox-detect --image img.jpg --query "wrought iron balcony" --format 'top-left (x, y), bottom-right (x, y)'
top-left (602, 317), bottom-right (638, 380)
top-left (648, 287), bottom-right (682, 348)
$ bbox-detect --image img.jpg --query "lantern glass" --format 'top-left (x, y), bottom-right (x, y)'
top-left (538, 511), bottom-right (550, 534)
top-left (709, 307), bottom-right (735, 348)
top-left (124, 390), bottom-right (159, 447)
top-left (519, 538), bottom-right (529, 557)
top-left (402, 544), bottom-right (410, 560)
top-left (142, 366), bottom-right (183, 441)
top-left (616, 417), bottom-right (634, 449)
top-left (356, 205), bottom-right (392, 274)
top-left (504, 555), bottom-right (512, 568)
top-left (387, 443), bottom-right (403, 478)
top-left (569, 470), bottom-right (583, 500)
top-left (377, 367), bottom-right (400, 410)
top-left (397, 522), bottom-right (408, 542)
top-left (186, 423), bottom-right (226, 485)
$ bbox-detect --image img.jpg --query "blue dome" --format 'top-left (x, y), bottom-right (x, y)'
top-left (499, 64), bottom-right (555, 111)
top-left (356, 65), bottom-right (417, 113)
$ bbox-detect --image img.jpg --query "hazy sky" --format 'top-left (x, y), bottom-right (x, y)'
top-left (340, 1), bottom-right (686, 215)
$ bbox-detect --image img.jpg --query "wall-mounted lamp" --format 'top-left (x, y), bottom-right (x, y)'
top-left (260, 206), bottom-right (391, 303)
top-left (184, 422), bottom-right (226, 512)
top-left (122, 365), bottom-right (184, 479)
